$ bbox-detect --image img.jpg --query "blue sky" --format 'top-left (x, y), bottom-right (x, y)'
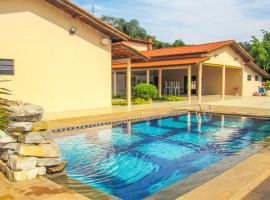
top-left (72, 0), bottom-right (270, 44)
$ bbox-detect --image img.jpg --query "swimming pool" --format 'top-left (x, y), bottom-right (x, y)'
top-left (54, 113), bottom-right (270, 200)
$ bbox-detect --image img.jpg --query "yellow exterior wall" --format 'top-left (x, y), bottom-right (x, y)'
top-left (205, 46), bottom-right (262, 96)
top-left (206, 46), bottom-right (244, 67)
top-left (225, 68), bottom-right (243, 95)
top-left (125, 41), bottom-right (148, 51)
top-left (242, 65), bottom-right (262, 96)
top-left (0, 0), bottom-right (112, 113)
top-left (202, 66), bottom-right (222, 95)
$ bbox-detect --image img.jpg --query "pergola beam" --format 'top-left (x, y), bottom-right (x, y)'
top-left (187, 65), bottom-right (192, 102)
top-left (146, 70), bottom-right (150, 84)
top-left (113, 71), bottom-right (117, 97)
top-left (158, 69), bottom-right (162, 98)
top-left (221, 65), bottom-right (226, 99)
top-left (198, 63), bottom-right (202, 103)
top-left (126, 58), bottom-right (132, 109)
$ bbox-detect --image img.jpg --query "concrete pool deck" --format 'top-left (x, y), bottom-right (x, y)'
top-left (1, 96), bottom-right (270, 200)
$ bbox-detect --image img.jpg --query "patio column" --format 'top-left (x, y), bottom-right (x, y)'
top-left (198, 63), bottom-right (202, 103)
top-left (146, 70), bottom-right (150, 84)
top-left (113, 71), bottom-right (117, 97)
top-left (221, 65), bottom-right (226, 99)
top-left (158, 69), bottom-right (162, 98)
top-left (187, 65), bottom-right (192, 102)
top-left (126, 58), bottom-right (132, 109)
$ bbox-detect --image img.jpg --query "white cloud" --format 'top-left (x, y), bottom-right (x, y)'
top-left (76, 0), bottom-right (270, 44)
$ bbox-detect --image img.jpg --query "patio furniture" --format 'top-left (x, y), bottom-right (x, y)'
top-left (163, 81), bottom-right (181, 96)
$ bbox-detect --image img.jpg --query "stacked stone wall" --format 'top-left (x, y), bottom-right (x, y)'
top-left (0, 103), bottom-right (65, 181)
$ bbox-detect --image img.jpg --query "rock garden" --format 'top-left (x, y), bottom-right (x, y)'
top-left (0, 103), bottom-right (66, 182)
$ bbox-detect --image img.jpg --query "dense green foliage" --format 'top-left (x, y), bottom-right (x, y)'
top-left (240, 30), bottom-right (270, 74)
top-left (100, 15), bottom-right (185, 49)
top-left (0, 80), bottom-right (12, 130)
top-left (133, 83), bottom-right (158, 100)
top-left (265, 81), bottom-right (270, 90)
top-left (133, 98), bottom-right (152, 105)
top-left (156, 96), bottom-right (186, 102)
top-left (112, 100), bottom-right (128, 106)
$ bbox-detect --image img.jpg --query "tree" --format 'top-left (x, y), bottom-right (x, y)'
top-left (100, 15), bottom-right (186, 49)
top-left (172, 39), bottom-right (185, 47)
top-left (249, 30), bottom-right (270, 73)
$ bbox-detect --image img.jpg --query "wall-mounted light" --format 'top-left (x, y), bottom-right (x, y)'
top-left (101, 38), bottom-right (110, 46)
top-left (69, 27), bottom-right (77, 35)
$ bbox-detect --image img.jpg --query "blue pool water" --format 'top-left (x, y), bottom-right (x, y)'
top-left (54, 113), bottom-right (270, 200)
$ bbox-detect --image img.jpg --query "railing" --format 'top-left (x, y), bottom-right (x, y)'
top-left (196, 104), bottom-right (212, 121)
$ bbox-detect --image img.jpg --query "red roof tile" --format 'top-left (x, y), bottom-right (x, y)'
top-left (141, 40), bottom-right (235, 57)
top-left (112, 57), bottom-right (209, 69)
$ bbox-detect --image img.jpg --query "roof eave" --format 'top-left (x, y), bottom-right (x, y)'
top-left (45, 0), bottom-right (130, 41)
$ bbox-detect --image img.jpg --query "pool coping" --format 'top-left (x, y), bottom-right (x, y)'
top-left (49, 110), bottom-right (188, 133)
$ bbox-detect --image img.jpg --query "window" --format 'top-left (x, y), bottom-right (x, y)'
top-left (247, 75), bottom-right (252, 81)
top-left (0, 59), bottom-right (14, 75)
top-left (255, 75), bottom-right (259, 81)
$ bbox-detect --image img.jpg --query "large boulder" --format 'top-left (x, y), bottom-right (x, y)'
top-left (0, 130), bottom-right (16, 144)
top-left (7, 103), bottom-right (44, 122)
top-left (10, 122), bottom-right (33, 132)
top-left (8, 155), bottom-right (37, 171)
top-left (16, 144), bottom-right (61, 158)
top-left (37, 158), bottom-right (61, 167)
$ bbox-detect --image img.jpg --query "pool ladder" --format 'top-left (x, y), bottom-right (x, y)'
top-left (196, 104), bottom-right (212, 121)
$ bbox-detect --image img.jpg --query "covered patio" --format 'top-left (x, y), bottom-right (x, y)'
top-left (112, 59), bottom-right (244, 105)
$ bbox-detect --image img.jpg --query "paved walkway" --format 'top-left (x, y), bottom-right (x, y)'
top-left (0, 173), bottom-right (88, 200)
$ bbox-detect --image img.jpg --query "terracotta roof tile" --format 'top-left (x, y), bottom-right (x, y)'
top-left (141, 40), bottom-right (235, 57)
top-left (112, 57), bottom-right (209, 69)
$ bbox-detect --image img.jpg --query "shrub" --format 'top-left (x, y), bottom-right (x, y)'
top-left (133, 98), bottom-right (152, 105)
top-left (156, 96), bottom-right (186, 102)
top-left (133, 83), bottom-right (158, 100)
top-left (266, 81), bottom-right (270, 90)
top-left (0, 80), bottom-right (12, 130)
top-left (112, 100), bottom-right (128, 106)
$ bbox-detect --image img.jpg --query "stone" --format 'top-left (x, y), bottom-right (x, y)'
top-left (5, 167), bottom-right (28, 182)
top-left (18, 132), bottom-right (47, 144)
top-left (10, 122), bottom-right (33, 132)
top-left (0, 149), bottom-right (15, 161)
top-left (37, 158), bottom-right (61, 167)
top-left (8, 155), bottom-right (37, 171)
top-left (32, 121), bottom-right (48, 132)
top-left (0, 130), bottom-right (16, 144)
top-left (46, 161), bottom-right (67, 174)
top-left (27, 168), bottom-right (39, 179)
top-left (16, 144), bottom-right (61, 158)
top-left (10, 132), bottom-right (24, 137)
top-left (0, 159), bottom-right (7, 174)
top-left (37, 167), bottom-right (46, 176)
top-left (0, 143), bottom-right (19, 150)
top-left (41, 132), bottom-right (54, 143)
top-left (7, 103), bottom-right (44, 122)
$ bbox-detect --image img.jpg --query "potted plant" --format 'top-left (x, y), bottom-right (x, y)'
top-left (233, 86), bottom-right (239, 96)
top-left (265, 81), bottom-right (270, 96)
